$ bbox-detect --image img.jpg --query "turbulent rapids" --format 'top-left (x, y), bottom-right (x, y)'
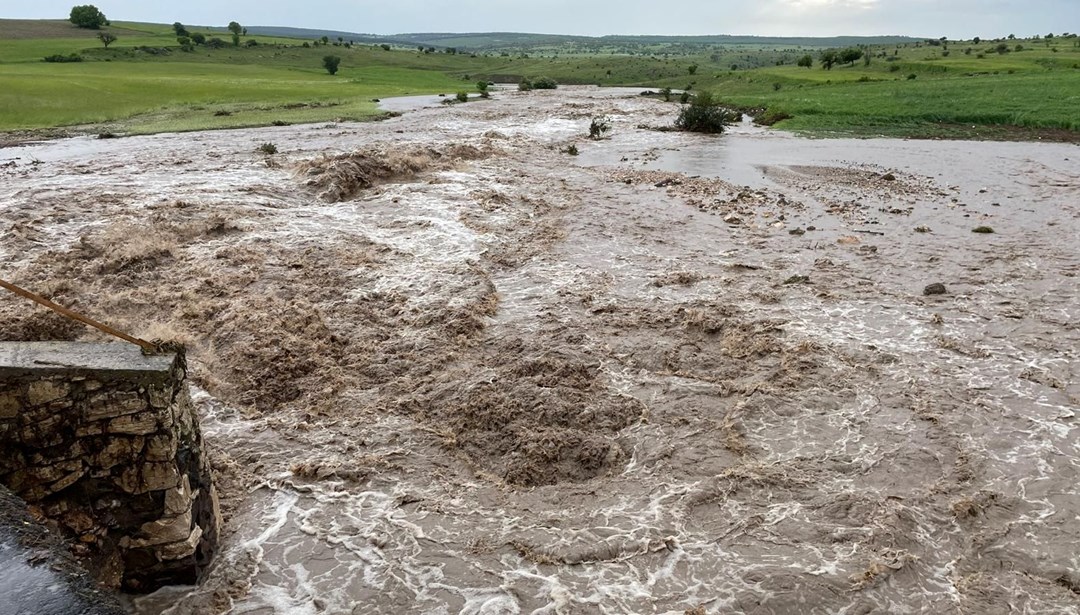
top-left (1, 87), bottom-right (1078, 614)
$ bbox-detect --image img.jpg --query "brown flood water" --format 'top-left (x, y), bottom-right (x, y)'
top-left (1, 87), bottom-right (1078, 614)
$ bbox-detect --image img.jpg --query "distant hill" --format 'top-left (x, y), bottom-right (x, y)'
top-left (0, 19), bottom-right (151, 39)
top-left (245, 27), bottom-right (921, 51)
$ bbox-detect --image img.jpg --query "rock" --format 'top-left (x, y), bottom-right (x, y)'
top-left (27, 381), bottom-right (69, 406)
top-left (158, 526), bottom-right (203, 561)
top-left (789, 228), bottom-right (806, 236)
top-left (89, 437), bottom-right (145, 470)
top-left (85, 391), bottom-right (147, 422)
top-left (107, 411), bottom-right (161, 436)
top-left (924, 283), bottom-right (948, 296)
top-left (972, 226), bottom-right (995, 234)
top-left (115, 462), bottom-right (180, 495)
top-left (0, 392), bottom-right (20, 420)
top-left (881, 173), bottom-right (897, 181)
top-left (914, 226), bottom-right (931, 233)
top-left (723, 214), bottom-right (742, 225)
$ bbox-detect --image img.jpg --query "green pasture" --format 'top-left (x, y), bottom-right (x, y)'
top-left (1, 17), bottom-right (1078, 139)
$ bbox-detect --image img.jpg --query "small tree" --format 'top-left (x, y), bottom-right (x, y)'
top-left (839, 48), bottom-right (863, 65)
top-left (98, 32), bottom-right (116, 48)
top-left (191, 33), bottom-right (206, 45)
top-left (973, 36), bottom-right (981, 44)
top-left (228, 21), bottom-right (243, 37)
top-left (797, 54), bottom-right (813, 68)
top-left (820, 49), bottom-right (838, 70)
top-left (173, 22), bottom-right (188, 36)
top-left (323, 55), bottom-right (341, 75)
top-left (688, 64), bottom-right (698, 75)
top-left (69, 4), bottom-right (107, 29)
top-left (321, 36), bottom-right (330, 45)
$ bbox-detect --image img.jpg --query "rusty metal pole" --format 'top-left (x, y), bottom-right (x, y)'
top-left (0, 277), bottom-right (158, 353)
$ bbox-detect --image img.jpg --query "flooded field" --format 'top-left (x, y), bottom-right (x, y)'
top-left (1, 87), bottom-right (1078, 614)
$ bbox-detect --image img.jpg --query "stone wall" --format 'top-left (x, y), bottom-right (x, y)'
top-left (0, 342), bottom-right (220, 593)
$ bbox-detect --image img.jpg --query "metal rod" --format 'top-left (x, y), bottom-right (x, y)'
top-left (0, 277), bottom-right (157, 352)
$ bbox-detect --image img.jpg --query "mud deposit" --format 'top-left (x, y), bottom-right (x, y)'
top-left (1, 87), bottom-right (1078, 614)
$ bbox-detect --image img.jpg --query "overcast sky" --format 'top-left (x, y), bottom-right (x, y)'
top-left (3, 0), bottom-right (1077, 38)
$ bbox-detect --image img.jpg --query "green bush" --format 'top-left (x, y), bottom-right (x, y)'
top-left (518, 78), bottom-right (533, 91)
top-left (674, 91), bottom-right (734, 134)
top-left (323, 55), bottom-right (341, 75)
top-left (531, 77), bottom-right (558, 89)
top-left (456, 91), bottom-right (469, 103)
top-left (43, 53), bottom-right (83, 63)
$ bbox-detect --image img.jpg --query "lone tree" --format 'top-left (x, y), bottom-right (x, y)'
top-left (172, 22), bottom-right (189, 37)
top-left (69, 5), bottom-right (107, 29)
top-left (797, 54), bottom-right (813, 68)
top-left (323, 55), bottom-right (342, 75)
top-left (228, 21), bottom-right (242, 46)
top-left (98, 32), bottom-right (116, 48)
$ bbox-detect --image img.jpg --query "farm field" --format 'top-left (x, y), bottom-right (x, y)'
top-left (2, 18), bottom-right (1079, 138)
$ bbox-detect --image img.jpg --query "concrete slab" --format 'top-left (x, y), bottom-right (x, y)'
top-left (0, 342), bottom-right (176, 381)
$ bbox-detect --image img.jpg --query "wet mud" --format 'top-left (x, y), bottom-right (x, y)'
top-left (1, 87), bottom-right (1078, 614)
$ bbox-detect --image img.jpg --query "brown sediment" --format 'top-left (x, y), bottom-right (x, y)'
top-left (1, 86), bottom-right (1077, 615)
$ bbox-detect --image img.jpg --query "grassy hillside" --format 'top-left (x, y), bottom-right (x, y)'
top-left (1, 18), bottom-right (1078, 139)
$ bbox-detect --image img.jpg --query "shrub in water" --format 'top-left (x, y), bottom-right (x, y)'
top-left (674, 91), bottom-right (734, 134)
top-left (257, 143), bottom-right (278, 155)
top-left (531, 77), bottom-right (558, 89)
top-left (589, 116), bottom-right (611, 139)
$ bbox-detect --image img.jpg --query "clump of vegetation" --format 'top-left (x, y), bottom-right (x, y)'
top-left (564, 144), bottom-right (579, 156)
top-left (43, 53), bottom-right (83, 63)
top-left (756, 109), bottom-right (791, 126)
top-left (589, 116), bottom-right (611, 139)
top-left (323, 55), bottom-right (341, 75)
top-left (98, 32), bottom-right (117, 48)
top-left (660, 87), bottom-right (673, 102)
top-left (69, 4), bottom-right (107, 29)
top-left (257, 142), bottom-right (278, 155)
top-left (675, 91), bottom-right (734, 134)
top-left (477, 81), bottom-right (490, 98)
top-left (972, 225), bottom-right (995, 234)
top-left (456, 91), bottom-right (469, 103)
top-left (518, 76), bottom-right (556, 91)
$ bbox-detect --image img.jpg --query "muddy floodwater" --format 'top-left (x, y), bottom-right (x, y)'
top-left (1, 87), bottom-right (1078, 614)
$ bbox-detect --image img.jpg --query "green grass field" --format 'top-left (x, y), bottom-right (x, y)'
top-left (1, 18), bottom-right (1078, 139)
